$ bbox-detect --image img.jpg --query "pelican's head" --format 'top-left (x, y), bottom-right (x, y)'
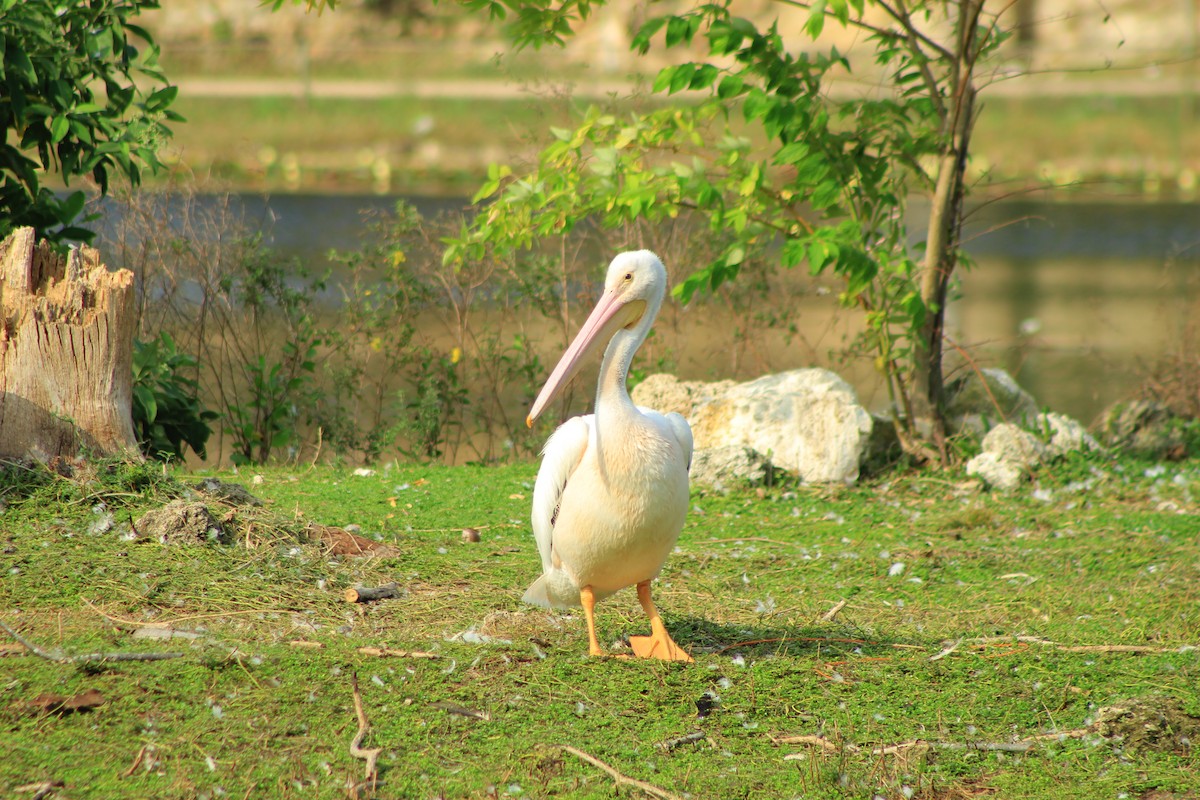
top-left (527, 250), bottom-right (668, 426)
top-left (602, 249), bottom-right (668, 318)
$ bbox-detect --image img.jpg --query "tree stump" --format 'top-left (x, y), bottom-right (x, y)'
top-left (0, 227), bottom-right (140, 461)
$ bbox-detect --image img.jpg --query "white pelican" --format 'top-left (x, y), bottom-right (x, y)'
top-left (523, 250), bottom-right (694, 662)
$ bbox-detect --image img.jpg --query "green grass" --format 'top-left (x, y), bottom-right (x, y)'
top-left (156, 86), bottom-right (1200, 196)
top-left (2, 454), bottom-right (1198, 799)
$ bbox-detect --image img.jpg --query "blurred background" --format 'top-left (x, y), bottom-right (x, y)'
top-left (84, 0), bottom-right (1200, 464)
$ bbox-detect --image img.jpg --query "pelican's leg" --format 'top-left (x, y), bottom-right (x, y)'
top-left (579, 585), bottom-right (606, 657)
top-left (629, 581), bottom-right (694, 662)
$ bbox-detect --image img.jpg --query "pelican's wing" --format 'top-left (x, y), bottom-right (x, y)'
top-left (530, 415), bottom-right (592, 573)
top-left (639, 407), bottom-right (694, 472)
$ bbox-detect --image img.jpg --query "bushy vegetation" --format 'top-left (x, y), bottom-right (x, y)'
top-left (0, 0), bottom-right (179, 243)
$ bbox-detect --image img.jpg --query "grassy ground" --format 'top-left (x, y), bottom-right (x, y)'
top-left (159, 88), bottom-right (1199, 197)
top-left (2, 452), bottom-right (1197, 799)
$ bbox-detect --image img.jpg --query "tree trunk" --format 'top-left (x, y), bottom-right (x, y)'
top-left (0, 227), bottom-right (141, 461)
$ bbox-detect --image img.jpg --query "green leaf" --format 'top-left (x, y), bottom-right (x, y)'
top-left (652, 66), bottom-right (677, 94)
top-left (669, 64), bottom-right (695, 94)
top-left (805, 0), bottom-right (827, 38)
top-left (689, 64), bottom-right (719, 90)
top-left (665, 15), bottom-right (694, 48)
top-left (632, 16), bottom-right (667, 53)
top-left (49, 116), bottom-right (69, 144)
top-left (773, 141), bottom-right (809, 165)
top-left (133, 384), bottom-right (158, 424)
top-left (809, 239), bottom-right (838, 274)
top-left (717, 74), bottom-right (744, 99)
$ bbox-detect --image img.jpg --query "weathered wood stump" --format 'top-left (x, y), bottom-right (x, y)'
top-left (0, 227), bottom-right (140, 461)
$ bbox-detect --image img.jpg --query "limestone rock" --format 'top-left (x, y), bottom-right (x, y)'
top-left (965, 452), bottom-right (1026, 490)
top-left (688, 445), bottom-right (772, 491)
top-left (1095, 400), bottom-right (1187, 459)
top-left (966, 423), bottom-right (1048, 489)
top-left (637, 369), bottom-right (872, 485)
top-left (1037, 411), bottom-right (1100, 457)
top-left (946, 367), bottom-right (1040, 435)
top-left (631, 373), bottom-right (735, 418)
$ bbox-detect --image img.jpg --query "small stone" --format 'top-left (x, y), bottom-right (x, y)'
top-left (462, 528), bottom-right (481, 543)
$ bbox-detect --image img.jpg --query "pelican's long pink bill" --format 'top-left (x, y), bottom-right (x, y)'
top-left (526, 288), bottom-right (637, 427)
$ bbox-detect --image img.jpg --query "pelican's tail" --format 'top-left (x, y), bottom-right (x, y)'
top-left (522, 569), bottom-right (581, 609)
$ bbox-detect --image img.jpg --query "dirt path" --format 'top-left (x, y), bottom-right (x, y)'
top-left (175, 71), bottom-right (1196, 101)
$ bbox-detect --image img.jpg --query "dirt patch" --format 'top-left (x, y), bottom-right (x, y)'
top-left (1095, 696), bottom-right (1200, 754)
top-left (308, 523), bottom-right (399, 557)
top-left (135, 500), bottom-right (229, 544)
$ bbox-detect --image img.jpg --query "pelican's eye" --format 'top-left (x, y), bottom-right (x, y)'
top-left (623, 272), bottom-right (633, 282)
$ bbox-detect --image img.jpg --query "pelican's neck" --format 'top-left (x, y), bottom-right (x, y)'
top-left (593, 294), bottom-right (659, 459)
top-left (595, 326), bottom-right (640, 420)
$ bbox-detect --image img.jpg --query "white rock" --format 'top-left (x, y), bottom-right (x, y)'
top-left (966, 451), bottom-right (1025, 490)
top-left (634, 370), bottom-right (873, 484)
top-left (980, 423), bottom-right (1048, 467)
top-left (1037, 412), bottom-right (1100, 457)
top-left (688, 445), bottom-right (771, 491)
top-left (946, 367), bottom-right (1040, 435)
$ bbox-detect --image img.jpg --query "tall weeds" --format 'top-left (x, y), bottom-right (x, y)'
top-left (104, 188), bottom-right (841, 466)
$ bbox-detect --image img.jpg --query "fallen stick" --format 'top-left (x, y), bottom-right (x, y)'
top-left (0, 619), bottom-right (183, 664)
top-left (349, 673), bottom-right (381, 794)
top-left (344, 582), bottom-right (401, 604)
top-left (656, 730), bottom-right (706, 752)
top-left (963, 634), bottom-right (1189, 655)
top-left (776, 734), bottom-right (850, 752)
top-left (820, 599), bottom-right (848, 623)
top-left (14, 780), bottom-right (65, 799)
top-left (779, 726), bottom-right (1097, 759)
top-left (121, 745), bottom-right (149, 778)
top-left (357, 646), bottom-right (441, 659)
top-left (547, 745), bottom-right (684, 800)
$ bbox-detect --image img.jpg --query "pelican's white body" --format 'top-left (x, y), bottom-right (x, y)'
top-left (522, 250), bottom-right (694, 611)
top-left (524, 406), bottom-right (692, 608)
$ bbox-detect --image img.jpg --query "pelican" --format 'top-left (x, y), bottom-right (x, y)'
top-left (523, 250), bottom-right (694, 662)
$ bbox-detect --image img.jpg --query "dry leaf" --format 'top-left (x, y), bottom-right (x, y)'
top-left (17, 688), bottom-right (105, 716)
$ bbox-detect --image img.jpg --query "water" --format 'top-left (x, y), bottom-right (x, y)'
top-left (96, 193), bottom-right (1199, 426)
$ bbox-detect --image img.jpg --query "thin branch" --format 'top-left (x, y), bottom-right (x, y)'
top-left (548, 745), bottom-right (685, 800)
top-left (779, 726), bottom-right (1098, 758)
top-left (0, 619), bottom-right (183, 665)
top-left (878, 0), bottom-right (953, 117)
top-left (969, 635), bottom-right (1190, 655)
top-left (819, 599), bottom-right (849, 623)
top-left (772, 0), bottom-right (951, 60)
top-left (349, 673), bottom-right (382, 795)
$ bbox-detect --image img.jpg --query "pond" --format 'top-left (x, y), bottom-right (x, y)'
top-left (97, 193), bottom-right (1199, 427)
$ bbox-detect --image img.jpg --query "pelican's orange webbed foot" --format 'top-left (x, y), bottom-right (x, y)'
top-left (631, 580), bottom-right (694, 662)
top-left (629, 633), bottom-right (694, 662)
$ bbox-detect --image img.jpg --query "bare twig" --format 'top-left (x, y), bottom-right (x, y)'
top-left (780, 725), bottom-right (1100, 760)
top-left (121, 745), bottom-right (149, 778)
top-left (430, 701), bottom-right (490, 720)
top-left (962, 635), bottom-right (1188, 655)
top-left (13, 780), bottom-right (65, 800)
top-left (547, 745), bottom-right (684, 800)
top-left (929, 639), bottom-right (961, 661)
top-left (777, 733), bottom-right (846, 752)
top-left (656, 730), bottom-right (706, 752)
top-left (819, 599), bottom-right (848, 623)
top-left (357, 646), bottom-right (441, 659)
top-left (0, 619), bottom-right (183, 664)
top-left (349, 673), bottom-right (382, 794)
